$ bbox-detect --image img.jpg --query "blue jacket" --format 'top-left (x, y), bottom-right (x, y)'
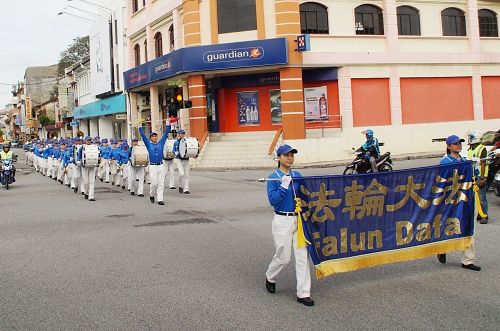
top-left (266, 169), bottom-right (302, 213)
top-left (172, 139), bottom-right (188, 160)
top-left (362, 137), bottom-right (380, 157)
top-left (139, 126), bottom-right (170, 164)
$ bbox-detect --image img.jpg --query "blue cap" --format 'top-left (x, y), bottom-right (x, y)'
top-left (84, 136), bottom-right (92, 141)
top-left (446, 135), bottom-right (465, 145)
top-left (132, 137), bottom-right (138, 142)
top-left (178, 129), bottom-right (185, 134)
top-left (150, 132), bottom-right (158, 137)
top-left (276, 144), bottom-right (298, 156)
top-left (101, 138), bottom-right (108, 143)
top-left (111, 138), bottom-right (117, 144)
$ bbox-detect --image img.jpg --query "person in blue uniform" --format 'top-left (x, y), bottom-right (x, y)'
top-left (77, 136), bottom-right (98, 201)
top-left (139, 123), bottom-right (170, 205)
top-left (98, 138), bottom-right (109, 182)
top-left (109, 139), bottom-right (121, 186)
top-left (118, 142), bottom-right (130, 190)
top-left (172, 129), bottom-right (190, 194)
top-left (129, 137), bottom-right (146, 197)
top-left (436, 135), bottom-right (481, 271)
top-left (265, 144), bottom-right (314, 307)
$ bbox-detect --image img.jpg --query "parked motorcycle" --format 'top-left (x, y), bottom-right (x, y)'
top-left (1, 159), bottom-right (15, 190)
top-left (343, 147), bottom-right (393, 175)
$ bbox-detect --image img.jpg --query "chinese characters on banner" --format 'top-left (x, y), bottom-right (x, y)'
top-left (293, 162), bottom-right (475, 279)
top-left (237, 91), bottom-right (259, 125)
top-left (304, 86), bottom-right (328, 121)
top-left (269, 89), bottom-right (282, 124)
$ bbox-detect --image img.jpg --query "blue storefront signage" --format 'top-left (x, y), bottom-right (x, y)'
top-left (297, 34), bottom-right (311, 52)
top-left (70, 120), bottom-right (80, 127)
top-left (74, 94), bottom-right (126, 119)
top-left (124, 38), bottom-right (288, 90)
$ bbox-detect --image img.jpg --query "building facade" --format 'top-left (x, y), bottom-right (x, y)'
top-left (124, 0), bottom-right (500, 164)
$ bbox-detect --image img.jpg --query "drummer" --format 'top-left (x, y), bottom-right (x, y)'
top-left (77, 136), bottom-right (98, 201)
top-left (173, 129), bottom-right (190, 194)
top-left (129, 137), bottom-right (145, 197)
top-left (138, 121), bottom-right (171, 205)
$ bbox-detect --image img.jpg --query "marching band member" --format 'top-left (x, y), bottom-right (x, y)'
top-left (73, 137), bottom-right (84, 194)
top-left (139, 122), bottom-right (171, 205)
top-left (41, 141), bottom-right (51, 176)
top-left (98, 138), bottom-right (110, 183)
top-left (436, 135), bottom-right (481, 271)
top-left (118, 142), bottom-right (130, 189)
top-left (265, 144), bottom-right (314, 307)
top-left (109, 139), bottom-right (121, 186)
top-left (77, 136), bottom-right (98, 201)
top-left (164, 141), bottom-right (176, 190)
top-left (173, 129), bottom-right (190, 194)
top-left (51, 142), bottom-right (60, 181)
top-left (56, 141), bottom-right (67, 184)
top-left (129, 137), bottom-right (145, 197)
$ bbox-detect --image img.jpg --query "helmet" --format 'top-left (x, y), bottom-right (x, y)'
top-left (362, 129), bottom-right (374, 138)
top-left (466, 130), bottom-right (481, 144)
top-left (3, 141), bottom-right (11, 149)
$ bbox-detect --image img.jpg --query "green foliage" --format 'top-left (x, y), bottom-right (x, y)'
top-left (38, 115), bottom-right (55, 127)
top-left (57, 36), bottom-right (90, 75)
top-left (49, 85), bottom-right (59, 102)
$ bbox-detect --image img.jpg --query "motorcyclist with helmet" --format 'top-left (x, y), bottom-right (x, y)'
top-left (466, 130), bottom-right (489, 224)
top-left (360, 129), bottom-right (380, 172)
top-left (0, 141), bottom-right (16, 182)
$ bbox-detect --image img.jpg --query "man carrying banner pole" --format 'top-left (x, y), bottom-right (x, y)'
top-left (437, 135), bottom-right (481, 271)
top-left (265, 144), bottom-right (314, 307)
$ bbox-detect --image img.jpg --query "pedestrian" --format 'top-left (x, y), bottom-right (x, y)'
top-left (139, 122), bottom-right (171, 205)
top-left (265, 144), bottom-right (314, 306)
top-left (436, 135), bottom-right (481, 271)
top-left (129, 137), bottom-right (145, 197)
top-left (466, 130), bottom-right (489, 224)
top-left (77, 136), bottom-right (99, 201)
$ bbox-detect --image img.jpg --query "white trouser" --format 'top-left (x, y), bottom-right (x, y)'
top-left (71, 164), bottom-right (81, 190)
top-left (129, 166), bottom-right (145, 195)
top-left (164, 159), bottom-right (175, 188)
top-left (42, 158), bottom-right (48, 175)
top-left (52, 160), bottom-right (59, 178)
top-left (266, 214), bottom-right (311, 298)
top-left (110, 160), bottom-right (120, 184)
top-left (120, 163), bottom-right (129, 187)
top-left (461, 206), bottom-right (479, 265)
top-left (62, 165), bottom-right (70, 185)
top-left (149, 164), bottom-right (166, 201)
top-left (47, 157), bottom-right (53, 177)
top-left (82, 166), bottom-right (96, 199)
top-left (56, 162), bottom-right (64, 181)
top-left (174, 158), bottom-right (190, 191)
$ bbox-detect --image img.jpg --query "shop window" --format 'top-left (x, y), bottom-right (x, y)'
top-left (144, 39), bottom-right (148, 62)
top-left (134, 43), bottom-right (140, 66)
top-left (479, 9), bottom-right (498, 37)
top-left (355, 4), bottom-right (384, 35)
top-left (169, 24), bottom-right (174, 51)
top-left (217, 0), bottom-right (257, 34)
top-left (397, 6), bottom-right (421, 35)
top-left (154, 32), bottom-right (163, 58)
top-left (442, 8), bottom-right (466, 36)
top-left (300, 2), bottom-right (329, 34)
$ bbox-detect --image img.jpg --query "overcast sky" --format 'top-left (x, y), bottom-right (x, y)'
top-left (0, 0), bottom-right (96, 108)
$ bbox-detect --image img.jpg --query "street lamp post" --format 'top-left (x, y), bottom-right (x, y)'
top-left (57, 11), bottom-right (96, 22)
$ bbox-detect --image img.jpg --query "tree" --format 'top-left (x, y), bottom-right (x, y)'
top-left (57, 36), bottom-right (90, 75)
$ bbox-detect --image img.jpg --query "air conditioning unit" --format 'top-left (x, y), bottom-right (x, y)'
top-left (141, 96), bottom-right (150, 106)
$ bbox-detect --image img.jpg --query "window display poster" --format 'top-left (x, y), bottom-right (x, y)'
top-left (237, 91), bottom-right (260, 125)
top-left (269, 89), bottom-right (282, 124)
top-left (304, 86), bottom-right (328, 121)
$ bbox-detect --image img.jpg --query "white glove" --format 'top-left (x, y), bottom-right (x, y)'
top-left (76, 161), bottom-right (81, 166)
top-left (280, 175), bottom-right (292, 189)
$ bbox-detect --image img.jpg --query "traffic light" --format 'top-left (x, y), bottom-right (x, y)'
top-left (174, 87), bottom-right (183, 105)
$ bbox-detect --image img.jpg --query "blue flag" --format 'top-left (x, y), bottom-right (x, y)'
top-left (294, 162), bottom-right (475, 279)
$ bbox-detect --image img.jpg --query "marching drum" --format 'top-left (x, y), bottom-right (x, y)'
top-left (131, 145), bottom-right (149, 167)
top-left (179, 137), bottom-right (200, 158)
top-left (82, 145), bottom-right (99, 167)
top-left (163, 139), bottom-right (175, 160)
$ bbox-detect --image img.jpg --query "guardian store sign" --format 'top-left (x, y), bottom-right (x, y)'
top-left (124, 38), bottom-right (288, 90)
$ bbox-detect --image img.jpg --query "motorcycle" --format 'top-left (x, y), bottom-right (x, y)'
top-left (1, 159), bottom-right (15, 190)
top-left (343, 147), bottom-right (393, 175)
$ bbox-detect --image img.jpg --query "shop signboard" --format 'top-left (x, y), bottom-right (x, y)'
top-left (116, 114), bottom-right (127, 120)
top-left (74, 94), bottom-right (126, 120)
top-left (124, 38), bottom-right (288, 90)
top-left (237, 91), bottom-right (259, 126)
top-left (70, 120), bottom-right (80, 127)
top-left (90, 16), bottom-right (112, 96)
top-left (269, 90), bottom-right (282, 124)
top-left (304, 86), bottom-right (328, 121)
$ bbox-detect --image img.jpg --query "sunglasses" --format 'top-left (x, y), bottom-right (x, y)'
top-left (451, 142), bottom-right (462, 146)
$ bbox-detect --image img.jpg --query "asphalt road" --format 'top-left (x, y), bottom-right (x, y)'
top-left (1, 151), bottom-right (499, 330)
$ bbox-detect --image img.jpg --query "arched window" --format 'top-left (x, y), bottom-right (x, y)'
top-left (154, 32), bottom-right (163, 58)
top-left (397, 6), bottom-right (420, 35)
top-left (300, 2), bottom-right (329, 34)
top-left (479, 9), bottom-right (498, 37)
top-left (169, 24), bottom-right (175, 52)
top-left (355, 4), bottom-right (384, 35)
top-left (442, 8), bottom-right (466, 36)
top-left (144, 40), bottom-right (148, 62)
top-left (134, 44), bottom-right (140, 66)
